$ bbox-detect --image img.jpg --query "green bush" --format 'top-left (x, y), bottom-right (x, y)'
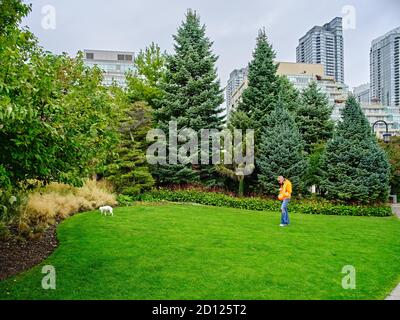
top-left (129, 189), bottom-right (392, 217)
top-left (117, 194), bottom-right (135, 207)
top-left (0, 221), bottom-right (11, 241)
top-left (0, 188), bottom-right (25, 223)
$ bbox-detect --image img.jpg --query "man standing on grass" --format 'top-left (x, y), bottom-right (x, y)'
top-left (277, 176), bottom-right (292, 227)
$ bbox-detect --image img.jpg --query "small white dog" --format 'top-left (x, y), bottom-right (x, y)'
top-left (99, 206), bottom-right (113, 216)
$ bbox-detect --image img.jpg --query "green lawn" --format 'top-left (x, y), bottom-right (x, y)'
top-left (1, 203), bottom-right (400, 300)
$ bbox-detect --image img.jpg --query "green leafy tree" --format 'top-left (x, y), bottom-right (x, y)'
top-left (217, 111), bottom-right (254, 196)
top-left (153, 9), bottom-right (224, 186)
top-left (320, 96), bottom-right (390, 204)
top-left (0, 1), bottom-right (120, 187)
top-left (379, 136), bottom-right (400, 197)
top-left (295, 81), bottom-right (334, 153)
top-left (257, 105), bottom-right (308, 195)
top-left (237, 29), bottom-right (278, 135)
top-left (0, 0), bottom-right (31, 34)
top-left (126, 42), bottom-right (166, 108)
top-left (104, 100), bottom-right (154, 195)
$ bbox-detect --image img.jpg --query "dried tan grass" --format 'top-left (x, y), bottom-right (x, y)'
top-left (19, 180), bottom-right (117, 236)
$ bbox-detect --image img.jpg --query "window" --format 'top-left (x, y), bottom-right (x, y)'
top-left (117, 54), bottom-right (133, 61)
top-left (86, 52), bottom-right (94, 59)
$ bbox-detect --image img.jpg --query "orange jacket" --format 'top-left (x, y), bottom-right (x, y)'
top-left (279, 179), bottom-right (292, 200)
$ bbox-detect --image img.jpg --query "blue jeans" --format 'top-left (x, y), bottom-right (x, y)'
top-left (281, 198), bottom-right (290, 225)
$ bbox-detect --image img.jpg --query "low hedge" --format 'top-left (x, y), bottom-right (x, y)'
top-left (126, 189), bottom-right (393, 217)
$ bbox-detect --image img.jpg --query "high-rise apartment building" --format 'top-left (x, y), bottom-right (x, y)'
top-left (370, 26), bottom-right (400, 108)
top-left (353, 83), bottom-right (371, 104)
top-left (83, 49), bottom-right (135, 87)
top-left (296, 17), bottom-right (344, 84)
top-left (225, 67), bottom-right (248, 115)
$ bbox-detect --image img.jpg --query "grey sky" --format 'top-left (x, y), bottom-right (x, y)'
top-left (22, 0), bottom-right (400, 90)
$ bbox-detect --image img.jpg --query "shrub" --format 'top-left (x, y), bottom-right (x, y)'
top-left (18, 180), bottom-right (117, 237)
top-left (75, 180), bottom-right (116, 208)
top-left (0, 221), bottom-right (11, 241)
top-left (116, 194), bottom-right (135, 207)
top-left (40, 182), bottom-right (75, 195)
top-left (130, 189), bottom-right (392, 217)
top-left (0, 189), bottom-right (25, 223)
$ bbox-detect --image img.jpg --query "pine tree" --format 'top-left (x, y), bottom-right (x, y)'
top-left (275, 75), bottom-right (301, 113)
top-left (257, 105), bottom-right (308, 195)
top-left (104, 101), bottom-right (154, 195)
top-left (153, 9), bottom-right (224, 186)
top-left (238, 29), bottom-right (278, 134)
top-left (319, 96), bottom-right (390, 204)
top-left (295, 81), bottom-right (334, 153)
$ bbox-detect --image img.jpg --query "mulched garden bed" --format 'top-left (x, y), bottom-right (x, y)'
top-left (0, 224), bottom-right (59, 281)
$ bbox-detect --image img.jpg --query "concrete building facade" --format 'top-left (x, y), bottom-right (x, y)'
top-left (277, 62), bottom-right (348, 121)
top-left (83, 49), bottom-right (135, 87)
top-left (361, 102), bottom-right (400, 138)
top-left (353, 83), bottom-right (371, 104)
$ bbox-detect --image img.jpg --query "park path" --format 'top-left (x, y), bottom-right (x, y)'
top-left (391, 204), bottom-right (400, 218)
top-left (385, 204), bottom-right (400, 300)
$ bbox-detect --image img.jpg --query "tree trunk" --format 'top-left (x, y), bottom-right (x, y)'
top-left (238, 177), bottom-right (244, 198)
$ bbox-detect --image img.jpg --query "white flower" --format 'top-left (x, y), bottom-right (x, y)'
top-left (9, 196), bottom-right (17, 205)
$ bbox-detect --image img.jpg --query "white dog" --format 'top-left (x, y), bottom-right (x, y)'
top-left (99, 206), bottom-right (113, 216)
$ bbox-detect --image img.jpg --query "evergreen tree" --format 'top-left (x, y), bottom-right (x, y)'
top-left (104, 101), bottom-right (154, 195)
top-left (275, 75), bottom-right (302, 113)
top-left (257, 105), bottom-right (308, 195)
top-left (153, 9), bottom-right (224, 186)
top-left (237, 29), bottom-right (278, 134)
top-left (295, 81), bottom-right (334, 153)
top-left (320, 96), bottom-right (390, 204)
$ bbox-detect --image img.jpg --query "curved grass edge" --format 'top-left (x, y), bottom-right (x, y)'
top-left (2, 204), bottom-right (400, 300)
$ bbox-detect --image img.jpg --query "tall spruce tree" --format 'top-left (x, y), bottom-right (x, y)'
top-left (153, 9), bottom-right (224, 186)
top-left (320, 96), bottom-right (390, 204)
top-left (295, 81), bottom-right (334, 153)
top-left (104, 100), bottom-right (154, 195)
top-left (275, 75), bottom-right (302, 113)
top-left (257, 105), bottom-right (308, 195)
top-left (238, 29), bottom-right (278, 135)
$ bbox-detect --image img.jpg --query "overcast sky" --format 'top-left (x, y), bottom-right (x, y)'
top-left (22, 0), bottom-right (400, 90)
